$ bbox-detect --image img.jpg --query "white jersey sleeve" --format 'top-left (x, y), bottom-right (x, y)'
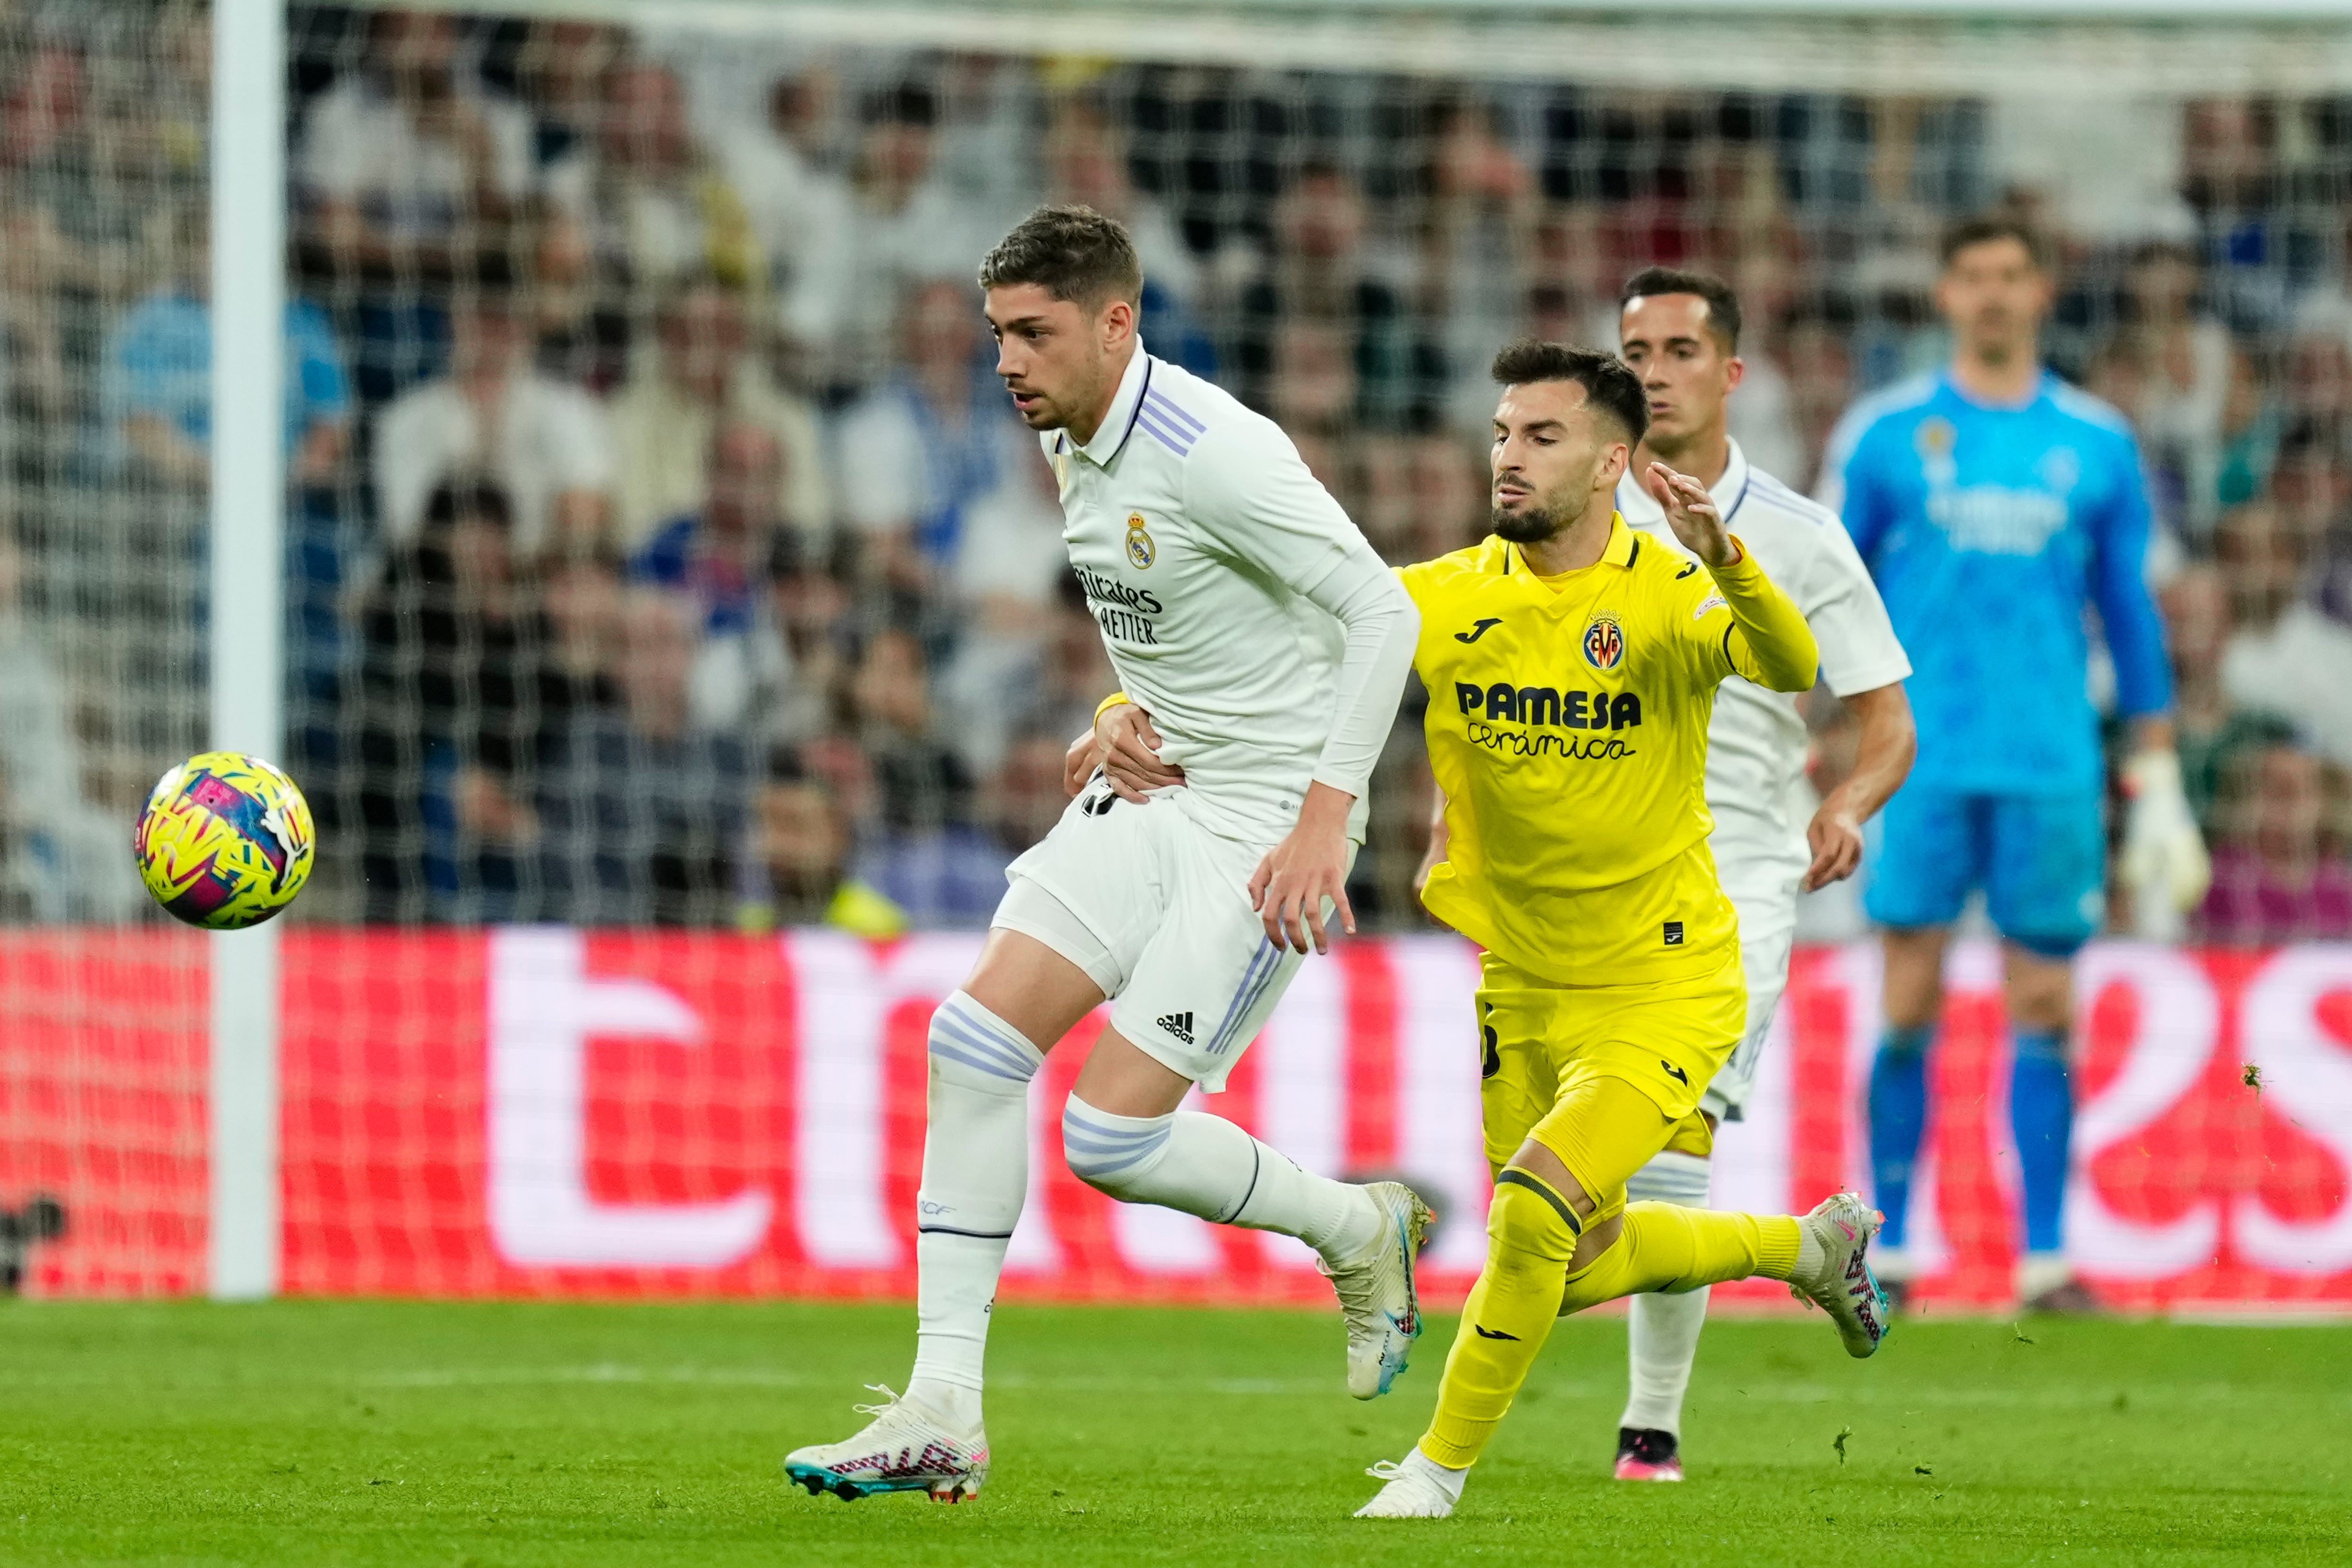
top-left (1181, 419), bottom-right (1416, 803)
top-left (1764, 473), bottom-right (1911, 697)
top-left (1180, 416), bottom-right (1360, 593)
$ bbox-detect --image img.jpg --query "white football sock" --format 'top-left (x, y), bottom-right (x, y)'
top-left (1621, 1149), bottom-right (1715, 1435)
top-left (1061, 1093), bottom-right (1382, 1263)
top-left (1623, 1289), bottom-right (1708, 1435)
top-left (1404, 1445), bottom-right (1468, 1496)
top-left (907, 991), bottom-right (1043, 1413)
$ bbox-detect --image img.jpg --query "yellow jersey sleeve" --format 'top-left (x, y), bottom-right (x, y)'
top-left (1676, 536), bottom-right (1820, 693)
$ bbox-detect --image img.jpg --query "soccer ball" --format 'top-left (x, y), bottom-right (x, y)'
top-left (134, 751), bottom-right (316, 930)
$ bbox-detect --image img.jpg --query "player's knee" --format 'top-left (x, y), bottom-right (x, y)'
top-left (1060, 1091), bottom-right (1173, 1198)
top-left (928, 991), bottom-right (1044, 1098)
top-left (1489, 1167), bottom-right (1583, 1265)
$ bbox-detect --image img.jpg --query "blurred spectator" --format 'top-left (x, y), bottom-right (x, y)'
top-left (940, 567), bottom-right (1113, 781)
top-left (982, 731), bottom-right (1074, 857)
top-left (2165, 563), bottom-right (2234, 829)
top-left (511, 19), bottom-right (628, 175)
top-left (841, 626), bottom-right (1002, 926)
top-left (353, 481), bottom-right (626, 918)
top-left (1041, 96), bottom-right (1214, 375)
top-left (2216, 500), bottom-right (2352, 767)
top-left (2193, 741), bottom-right (2352, 945)
top-left (373, 251), bottom-right (613, 559)
top-left (715, 67), bottom-right (853, 344)
top-left (762, 530), bottom-right (857, 749)
top-left (101, 208), bottom-right (352, 489)
top-left (851, 627), bottom-right (974, 833)
top-left (1239, 161), bottom-right (1428, 429)
top-left (736, 748), bottom-right (906, 937)
top-left (779, 80), bottom-right (986, 393)
top-left (544, 60), bottom-right (763, 294)
top-left (2278, 309), bottom-right (2352, 447)
top-left (1777, 304), bottom-right (1857, 491)
top-left (534, 587), bottom-right (747, 925)
top-left (2181, 99), bottom-right (2284, 328)
top-left (608, 274), bottom-right (829, 552)
top-left (299, 10), bottom-right (534, 277)
top-left (835, 279), bottom-right (1058, 604)
top-left (629, 421), bottom-right (802, 734)
top-left (1418, 97), bottom-right (1534, 435)
top-left (2112, 240), bottom-right (2238, 541)
top-left (0, 524), bottom-right (142, 922)
top-left (1356, 430), bottom-right (1486, 565)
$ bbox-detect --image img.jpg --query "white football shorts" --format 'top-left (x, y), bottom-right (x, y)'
top-left (994, 779), bottom-right (1338, 1092)
top-left (1702, 920), bottom-right (1794, 1123)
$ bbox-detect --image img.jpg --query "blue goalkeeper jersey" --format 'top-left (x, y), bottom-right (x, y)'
top-left (1819, 370), bottom-right (2172, 796)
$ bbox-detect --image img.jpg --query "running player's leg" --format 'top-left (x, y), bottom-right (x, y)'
top-left (1617, 927), bottom-right (1790, 1479)
top-left (1061, 1024), bottom-right (1384, 1261)
top-left (1059, 813), bottom-right (1425, 1396)
top-left (1864, 786), bottom-right (1983, 1288)
top-left (789, 785), bottom-right (1160, 1502)
top-left (1987, 789), bottom-right (2104, 1310)
top-left (908, 917), bottom-right (1109, 1421)
top-left (1363, 969), bottom-right (1883, 1519)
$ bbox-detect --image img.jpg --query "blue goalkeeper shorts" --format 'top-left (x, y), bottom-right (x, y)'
top-left (1863, 785), bottom-right (2106, 958)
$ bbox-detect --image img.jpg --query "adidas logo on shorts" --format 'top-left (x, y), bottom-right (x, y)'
top-left (1157, 1012), bottom-right (1196, 1046)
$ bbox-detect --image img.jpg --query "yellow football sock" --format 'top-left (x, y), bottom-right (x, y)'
top-left (1556, 1202), bottom-right (1803, 1316)
top-left (1418, 1168), bottom-right (1581, 1470)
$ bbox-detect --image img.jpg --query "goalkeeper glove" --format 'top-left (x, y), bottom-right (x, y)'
top-left (2117, 749), bottom-right (2211, 933)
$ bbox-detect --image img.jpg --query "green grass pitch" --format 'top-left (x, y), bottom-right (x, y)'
top-left (3, 1299), bottom-right (2347, 1566)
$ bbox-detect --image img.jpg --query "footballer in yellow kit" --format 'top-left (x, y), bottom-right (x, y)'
top-left (1355, 342), bottom-right (1892, 1520)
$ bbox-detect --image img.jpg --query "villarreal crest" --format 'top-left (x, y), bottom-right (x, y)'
top-left (1582, 612), bottom-right (1625, 671)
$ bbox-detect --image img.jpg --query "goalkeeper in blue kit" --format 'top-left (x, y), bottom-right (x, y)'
top-left (1819, 215), bottom-right (2209, 1313)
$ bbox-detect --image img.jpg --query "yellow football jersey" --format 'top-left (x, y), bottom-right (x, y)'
top-left (1400, 513), bottom-right (1818, 985)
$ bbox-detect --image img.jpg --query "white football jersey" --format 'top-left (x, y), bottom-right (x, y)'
top-left (1045, 347), bottom-right (1385, 844)
top-left (1616, 440), bottom-right (1911, 936)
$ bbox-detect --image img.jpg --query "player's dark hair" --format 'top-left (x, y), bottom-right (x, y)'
top-left (1940, 213), bottom-right (2050, 271)
top-left (978, 204), bottom-right (1143, 310)
top-left (1619, 266), bottom-right (1742, 353)
top-left (1490, 340), bottom-right (1649, 445)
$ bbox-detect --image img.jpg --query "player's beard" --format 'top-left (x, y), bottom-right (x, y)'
top-left (1490, 487), bottom-right (1586, 544)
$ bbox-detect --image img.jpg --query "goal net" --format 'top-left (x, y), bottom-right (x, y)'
top-left (3, 0), bottom-right (2351, 1312)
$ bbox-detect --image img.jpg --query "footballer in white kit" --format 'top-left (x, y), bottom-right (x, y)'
top-left (1611, 270), bottom-right (1915, 1481)
top-left (1414, 270), bottom-right (1915, 1486)
top-left (787, 206), bottom-right (1430, 1506)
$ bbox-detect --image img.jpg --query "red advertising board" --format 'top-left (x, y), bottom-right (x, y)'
top-left (2, 929), bottom-right (2347, 1311)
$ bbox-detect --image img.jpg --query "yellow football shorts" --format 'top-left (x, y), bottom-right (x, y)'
top-left (1475, 946), bottom-right (1745, 1218)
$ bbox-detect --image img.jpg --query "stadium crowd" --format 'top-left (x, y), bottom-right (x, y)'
top-left (6, 5), bottom-right (2352, 941)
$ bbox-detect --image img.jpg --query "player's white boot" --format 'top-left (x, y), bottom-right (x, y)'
top-left (1319, 1180), bottom-right (1434, 1398)
top-left (1354, 1451), bottom-right (1462, 1518)
top-left (784, 1385), bottom-right (989, 1504)
top-left (1786, 1192), bottom-right (1892, 1358)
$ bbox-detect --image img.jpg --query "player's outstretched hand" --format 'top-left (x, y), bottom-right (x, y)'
top-left (1803, 800), bottom-right (1865, 890)
top-left (1091, 701), bottom-right (1186, 804)
top-left (1643, 462), bottom-right (1740, 568)
top-left (1250, 782), bottom-right (1357, 955)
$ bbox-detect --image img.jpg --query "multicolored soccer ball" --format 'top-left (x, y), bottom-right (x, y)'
top-left (134, 752), bottom-right (316, 930)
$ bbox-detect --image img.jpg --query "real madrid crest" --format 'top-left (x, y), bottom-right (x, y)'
top-left (1125, 511), bottom-right (1156, 570)
top-left (1581, 611), bottom-right (1625, 672)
